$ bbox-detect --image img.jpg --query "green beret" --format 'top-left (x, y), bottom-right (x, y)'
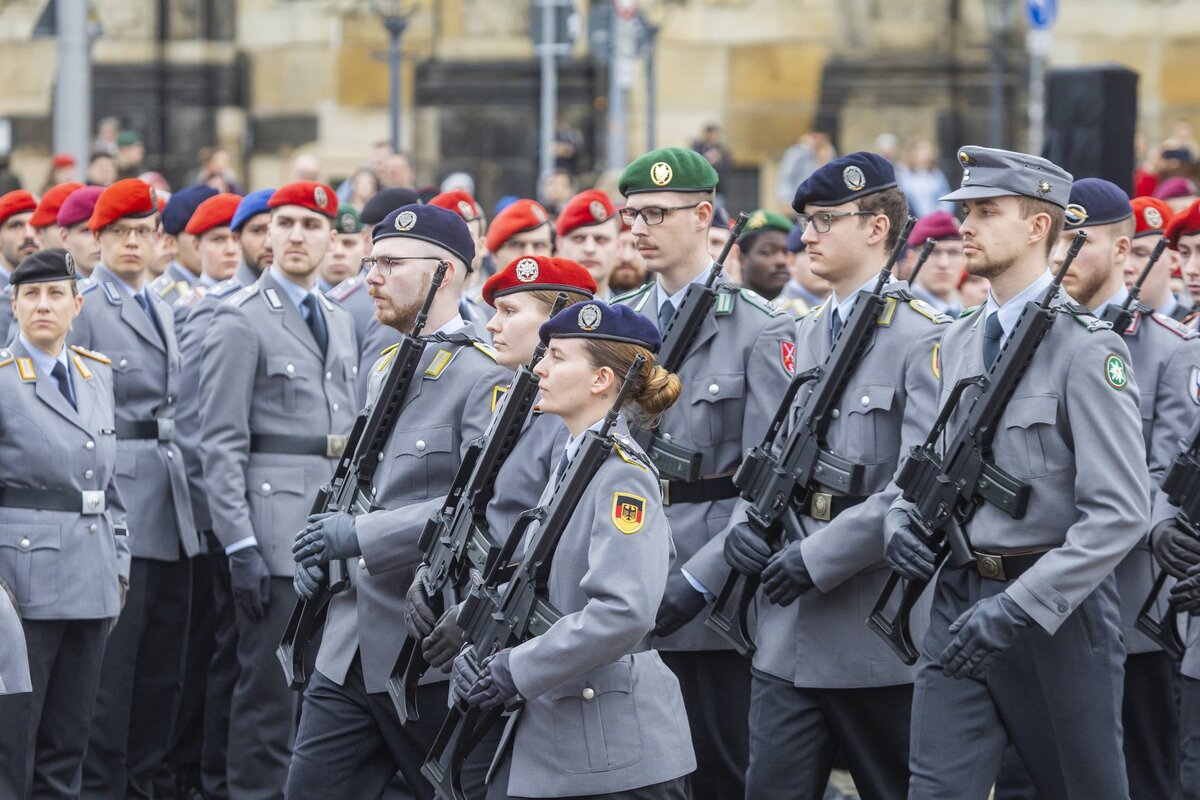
top-left (116, 131), bottom-right (142, 147)
top-left (738, 209), bottom-right (792, 240)
top-left (618, 147), bottom-right (719, 197)
top-left (336, 204), bottom-right (363, 234)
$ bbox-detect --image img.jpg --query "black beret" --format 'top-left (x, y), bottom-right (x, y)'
top-left (10, 248), bottom-right (77, 286)
top-left (163, 184), bottom-right (219, 235)
top-left (1064, 177), bottom-right (1133, 229)
top-left (538, 300), bottom-right (661, 352)
top-left (792, 151), bottom-right (897, 211)
top-left (372, 204), bottom-right (475, 267)
top-left (362, 187), bottom-right (421, 226)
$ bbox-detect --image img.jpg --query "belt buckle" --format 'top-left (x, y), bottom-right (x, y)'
top-left (975, 551), bottom-right (1007, 581)
top-left (326, 434), bottom-right (349, 459)
top-left (810, 491), bottom-right (832, 522)
top-left (660, 479), bottom-right (671, 506)
top-left (156, 418), bottom-right (175, 442)
top-left (81, 490), bottom-right (106, 515)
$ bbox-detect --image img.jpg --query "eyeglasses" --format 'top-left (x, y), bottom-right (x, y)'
top-left (796, 210), bottom-right (875, 234)
top-left (103, 224), bottom-right (159, 241)
top-left (618, 202), bottom-right (703, 227)
top-left (360, 255), bottom-right (445, 277)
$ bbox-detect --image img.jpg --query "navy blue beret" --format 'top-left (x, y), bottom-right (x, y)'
top-left (11, 248), bottom-right (76, 286)
top-left (163, 184), bottom-right (219, 236)
top-left (231, 188), bottom-right (274, 232)
top-left (1064, 177), bottom-right (1133, 230)
top-left (373, 204), bottom-right (475, 268)
top-left (362, 187), bottom-right (421, 226)
top-left (538, 300), bottom-right (662, 353)
top-left (786, 222), bottom-right (807, 253)
top-left (792, 151), bottom-right (897, 211)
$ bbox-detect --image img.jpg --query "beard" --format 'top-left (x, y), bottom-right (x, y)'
top-left (964, 246), bottom-right (1017, 282)
top-left (373, 274), bottom-right (429, 332)
top-left (609, 263), bottom-right (647, 294)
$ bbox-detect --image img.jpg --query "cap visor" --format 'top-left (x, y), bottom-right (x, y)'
top-left (939, 185), bottom-right (1022, 203)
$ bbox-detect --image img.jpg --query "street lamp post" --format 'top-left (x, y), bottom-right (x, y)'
top-left (372, 1), bottom-right (416, 154)
top-left (638, 12), bottom-right (660, 153)
top-left (983, 0), bottom-right (1015, 149)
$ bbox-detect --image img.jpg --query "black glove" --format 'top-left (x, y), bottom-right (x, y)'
top-left (884, 508), bottom-right (936, 581)
top-left (423, 605), bottom-right (466, 672)
top-left (653, 571), bottom-right (708, 638)
top-left (293, 511), bottom-right (361, 568)
top-left (761, 541), bottom-right (815, 607)
top-left (293, 563), bottom-right (324, 600)
top-left (467, 649), bottom-right (519, 710)
top-left (1169, 561), bottom-right (1200, 615)
top-left (451, 652), bottom-right (480, 706)
top-left (230, 546), bottom-right (272, 622)
top-left (939, 593), bottom-right (1033, 679)
top-left (404, 566), bottom-right (439, 640)
top-left (1152, 519), bottom-right (1200, 579)
top-left (724, 523), bottom-right (772, 576)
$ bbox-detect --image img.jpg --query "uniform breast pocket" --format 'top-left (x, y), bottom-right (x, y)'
top-left (551, 660), bottom-right (643, 774)
top-left (108, 353), bottom-right (143, 403)
top-left (246, 466), bottom-right (308, 554)
top-left (1000, 394), bottom-right (1068, 478)
top-left (689, 373), bottom-right (745, 448)
top-left (0, 523), bottom-right (61, 608)
top-left (389, 425), bottom-right (454, 502)
top-left (266, 356), bottom-right (311, 414)
top-left (844, 384), bottom-right (897, 464)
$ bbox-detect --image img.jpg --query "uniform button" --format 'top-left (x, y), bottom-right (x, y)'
top-left (119, 358), bottom-right (128, 368)
top-left (1056, 601), bottom-right (1068, 613)
top-left (167, 395), bottom-right (175, 404)
top-left (84, 469), bottom-right (95, 479)
top-left (167, 451), bottom-right (174, 460)
top-left (830, 409), bottom-right (840, 419)
top-left (415, 440), bottom-right (426, 452)
top-left (286, 363), bottom-right (295, 373)
top-left (358, 557), bottom-right (366, 569)
top-left (333, 403), bottom-right (340, 412)
top-left (708, 383), bottom-right (719, 395)
top-left (377, 453), bottom-right (384, 462)
top-left (85, 441), bottom-right (95, 451)
top-left (860, 395), bottom-right (870, 407)
top-left (261, 482), bottom-right (271, 492)
top-left (19, 538), bottom-right (30, 551)
top-left (582, 687), bottom-right (595, 701)
top-left (353, 366), bottom-right (358, 375)
top-left (325, 371), bottom-right (333, 380)
top-left (88, 524), bottom-right (98, 534)
top-left (662, 432), bottom-right (672, 442)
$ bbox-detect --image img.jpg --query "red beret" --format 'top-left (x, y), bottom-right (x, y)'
top-left (31, 182), bottom-right (85, 227)
top-left (1131, 197), bottom-right (1173, 239)
top-left (186, 193), bottom-right (242, 236)
top-left (907, 210), bottom-right (962, 247)
top-left (481, 255), bottom-right (597, 307)
top-left (0, 190), bottom-right (37, 225)
top-left (428, 189), bottom-right (484, 223)
top-left (51, 153), bottom-right (76, 169)
top-left (268, 181), bottom-right (337, 218)
top-left (485, 199), bottom-right (550, 253)
top-left (88, 178), bottom-right (158, 232)
top-left (615, 205), bottom-right (632, 233)
top-left (56, 185), bottom-right (104, 228)
top-left (1166, 200), bottom-right (1200, 248)
top-left (555, 190), bottom-right (616, 237)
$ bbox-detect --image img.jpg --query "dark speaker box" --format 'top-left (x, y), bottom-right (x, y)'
top-left (1042, 64), bottom-right (1138, 195)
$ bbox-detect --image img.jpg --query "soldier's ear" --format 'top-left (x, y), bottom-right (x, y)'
top-left (592, 365), bottom-right (616, 397)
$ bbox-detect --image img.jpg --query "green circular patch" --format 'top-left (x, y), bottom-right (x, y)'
top-left (1104, 353), bottom-right (1128, 390)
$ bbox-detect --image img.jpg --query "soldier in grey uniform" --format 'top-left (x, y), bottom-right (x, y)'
top-left (199, 180), bottom-right (359, 799)
top-left (886, 147), bottom-right (1149, 798)
top-left (453, 300), bottom-right (696, 799)
top-left (720, 152), bottom-right (949, 799)
top-left (150, 184), bottom-right (218, 305)
top-left (612, 146), bottom-right (796, 800)
top-left (0, 249), bottom-right (129, 797)
top-left (286, 204), bottom-right (510, 800)
top-left (67, 178), bottom-right (200, 799)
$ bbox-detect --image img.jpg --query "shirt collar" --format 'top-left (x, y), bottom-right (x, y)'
top-left (199, 273), bottom-right (219, 288)
top-left (269, 264), bottom-right (319, 312)
top-left (18, 333), bottom-right (70, 378)
top-left (106, 270), bottom-right (149, 301)
top-left (828, 275), bottom-right (886, 334)
top-left (656, 271), bottom-right (707, 312)
top-left (433, 315), bottom-right (467, 336)
top-left (562, 417), bottom-right (609, 466)
top-left (984, 270), bottom-right (1053, 338)
top-left (1091, 286), bottom-right (1129, 318)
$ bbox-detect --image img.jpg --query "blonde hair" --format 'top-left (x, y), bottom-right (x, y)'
top-left (581, 339), bottom-right (682, 427)
top-left (525, 288), bottom-right (593, 310)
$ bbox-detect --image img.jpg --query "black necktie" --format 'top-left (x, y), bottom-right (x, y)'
top-left (658, 299), bottom-right (675, 333)
top-left (51, 360), bottom-right (76, 410)
top-left (134, 293), bottom-right (165, 343)
top-left (554, 450), bottom-right (570, 482)
top-left (301, 294), bottom-right (329, 356)
top-left (983, 312), bottom-right (1004, 368)
top-left (830, 307), bottom-right (843, 339)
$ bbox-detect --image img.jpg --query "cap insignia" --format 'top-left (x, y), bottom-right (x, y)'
top-left (395, 210), bottom-right (417, 232)
top-left (531, 205), bottom-right (548, 223)
top-left (64, 252), bottom-right (76, 275)
top-left (457, 200), bottom-right (477, 221)
top-left (1065, 204), bottom-right (1088, 227)
top-left (578, 303), bottom-right (602, 331)
top-left (1144, 207), bottom-right (1163, 229)
top-left (650, 161), bottom-right (673, 187)
top-left (843, 165), bottom-right (866, 192)
top-left (314, 186), bottom-right (329, 209)
top-left (589, 200), bottom-right (607, 221)
top-left (515, 257), bottom-right (539, 283)
top-left (958, 150), bottom-right (978, 167)
top-left (1036, 179), bottom-right (1051, 197)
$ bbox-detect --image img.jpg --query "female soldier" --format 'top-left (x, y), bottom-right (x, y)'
top-left (0, 248), bottom-right (129, 796)
top-left (455, 300), bottom-right (696, 800)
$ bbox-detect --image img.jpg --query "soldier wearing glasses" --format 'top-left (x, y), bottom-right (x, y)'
top-left (67, 179), bottom-right (200, 799)
top-left (612, 147), bottom-right (796, 800)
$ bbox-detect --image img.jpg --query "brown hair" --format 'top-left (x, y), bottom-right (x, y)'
top-left (525, 289), bottom-right (593, 311)
top-left (854, 187), bottom-right (909, 250)
top-left (1017, 196), bottom-right (1066, 256)
top-left (581, 339), bottom-right (682, 427)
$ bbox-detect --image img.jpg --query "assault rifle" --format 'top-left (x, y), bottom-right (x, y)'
top-left (421, 356), bottom-right (645, 800)
top-left (633, 212), bottom-right (748, 481)
top-left (386, 294), bottom-right (569, 722)
top-left (277, 262), bottom-right (449, 688)
top-left (905, 237), bottom-right (937, 287)
top-left (1101, 236), bottom-right (1170, 334)
top-left (868, 233), bottom-right (1088, 665)
top-left (704, 217), bottom-right (915, 656)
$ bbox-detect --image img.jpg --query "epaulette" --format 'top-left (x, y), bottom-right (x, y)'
top-left (1061, 302), bottom-right (1112, 332)
top-left (609, 280), bottom-right (655, 305)
top-left (423, 346), bottom-right (465, 379)
top-left (959, 304), bottom-right (982, 318)
top-left (101, 281), bottom-right (122, 305)
top-left (1150, 311), bottom-right (1195, 339)
top-left (263, 288), bottom-right (283, 310)
top-left (81, 278), bottom-right (101, 295)
top-left (800, 302), bottom-right (825, 321)
top-left (69, 344), bottom-right (112, 364)
top-left (230, 284), bottom-right (260, 307)
top-left (176, 286), bottom-right (207, 309)
top-left (0, 348), bottom-right (11, 368)
top-left (328, 276), bottom-right (365, 302)
top-left (376, 343), bottom-right (400, 373)
top-left (471, 341), bottom-right (498, 361)
top-left (208, 279), bottom-right (243, 300)
top-left (907, 298), bottom-right (954, 325)
top-left (318, 293), bottom-right (337, 313)
top-left (734, 288), bottom-right (782, 317)
top-left (612, 433), bottom-right (652, 472)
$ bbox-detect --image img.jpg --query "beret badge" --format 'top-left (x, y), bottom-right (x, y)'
top-left (515, 257), bottom-right (539, 283)
top-left (1144, 207), bottom-right (1163, 229)
top-left (650, 162), bottom-right (673, 187)
top-left (148, 186), bottom-right (158, 209)
top-left (395, 210), bottom-right (417, 232)
top-left (531, 204), bottom-right (548, 223)
top-left (577, 303), bottom-right (603, 331)
top-left (842, 165), bottom-right (866, 192)
top-left (314, 186), bottom-right (329, 209)
top-left (1065, 203), bottom-right (1089, 227)
top-left (457, 200), bottom-right (477, 221)
top-left (64, 252), bottom-right (76, 275)
top-left (589, 200), bottom-right (607, 221)
top-left (958, 150), bottom-right (977, 167)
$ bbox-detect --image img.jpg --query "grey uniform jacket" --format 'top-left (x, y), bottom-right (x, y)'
top-left (896, 297), bottom-right (1149, 634)
top-left (326, 276), bottom-right (402, 404)
top-left (70, 266), bottom-right (198, 561)
top-left (615, 277), bottom-right (796, 650)
top-left (726, 290), bottom-right (949, 688)
top-left (0, 339), bottom-right (129, 620)
top-left (315, 335), bottom-right (511, 692)
top-left (150, 262), bottom-right (197, 307)
top-left (0, 582), bottom-right (30, 694)
top-left (1115, 309), bottom-right (1200, 653)
top-left (199, 270), bottom-right (359, 575)
top-left (506, 425), bottom-right (695, 797)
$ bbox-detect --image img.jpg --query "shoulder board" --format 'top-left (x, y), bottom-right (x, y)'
top-left (376, 343), bottom-right (400, 373)
top-left (69, 344), bottom-right (112, 364)
top-left (1150, 311), bottom-right (1195, 339)
top-left (263, 288), bottom-right (284, 310)
top-left (101, 281), bottom-right (122, 305)
top-left (907, 298), bottom-right (954, 324)
top-left (735, 288), bottom-right (782, 317)
top-left (876, 296), bottom-right (899, 327)
top-left (150, 274), bottom-right (171, 294)
top-left (231, 284), bottom-right (260, 307)
top-left (423, 347), bottom-right (462, 380)
top-left (959, 304), bottom-right (982, 318)
top-left (176, 285), bottom-right (206, 309)
top-left (70, 353), bottom-right (92, 380)
top-left (209, 279), bottom-right (243, 300)
top-left (318, 293), bottom-right (337, 313)
top-left (471, 341), bottom-right (498, 362)
top-left (16, 357), bottom-right (35, 381)
top-left (609, 280), bottom-right (654, 306)
top-left (1061, 303), bottom-right (1112, 332)
top-left (328, 276), bottom-right (363, 302)
top-left (612, 433), bottom-right (651, 472)
top-left (800, 302), bottom-right (824, 321)
top-left (0, 348), bottom-right (11, 368)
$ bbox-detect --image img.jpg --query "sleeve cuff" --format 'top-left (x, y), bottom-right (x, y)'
top-left (681, 568), bottom-right (713, 599)
top-left (225, 536), bottom-right (258, 555)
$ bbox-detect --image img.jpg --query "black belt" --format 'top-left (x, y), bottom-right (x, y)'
top-left (0, 486), bottom-right (106, 514)
top-left (250, 433), bottom-right (349, 459)
top-left (115, 418), bottom-right (175, 441)
top-left (972, 548), bottom-right (1050, 581)
top-left (801, 492), bottom-right (868, 522)
top-left (660, 475), bottom-right (738, 506)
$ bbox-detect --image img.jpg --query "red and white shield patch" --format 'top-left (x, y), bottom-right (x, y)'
top-left (780, 341), bottom-right (796, 375)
